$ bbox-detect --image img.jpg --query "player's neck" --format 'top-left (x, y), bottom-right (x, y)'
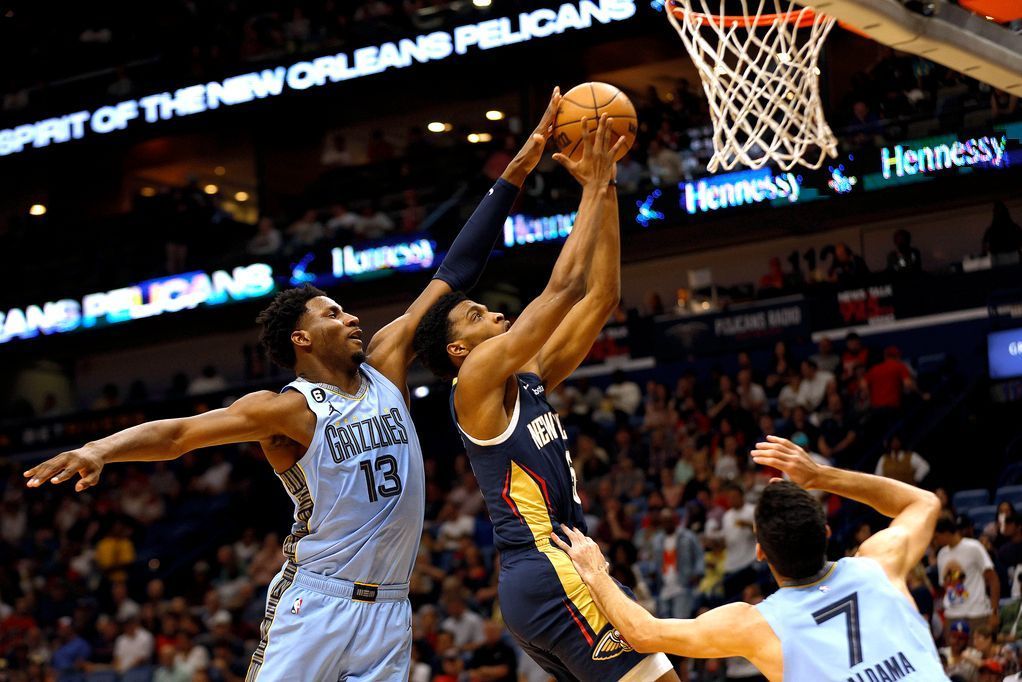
top-left (296, 359), bottom-right (362, 395)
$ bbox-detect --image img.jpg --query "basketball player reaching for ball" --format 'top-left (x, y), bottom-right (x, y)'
top-left (22, 90), bottom-right (563, 682)
top-left (413, 115), bottom-right (677, 681)
top-left (552, 436), bottom-right (950, 682)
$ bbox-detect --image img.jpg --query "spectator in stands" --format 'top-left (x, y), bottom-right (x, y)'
top-left (355, 204), bottom-right (395, 240)
top-left (982, 201), bottom-right (1022, 263)
top-left (707, 483), bottom-right (758, 598)
top-left (874, 433), bottom-right (929, 484)
top-left (758, 257), bottom-right (787, 293)
top-left (647, 139), bottom-right (684, 186)
top-left (153, 642), bottom-right (189, 682)
top-left (941, 620), bottom-right (981, 681)
top-left (886, 229), bottom-right (923, 274)
top-left (827, 242), bottom-right (870, 285)
top-left (765, 341), bottom-right (795, 396)
top-left (809, 336), bottom-right (841, 375)
top-left (736, 368), bottom-right (766, 415)
top-left (325, 204), bottom-right (360, 241)
top-left (247, 217), bottom-right (282, 256)
top-left (606, 370), bottom-right (643, 423)
top-left (464, 620), bottom-right (516, 682)
top-left (285, 209), bottom-right (325, 251)
top-left (400, 189), bottom-right (425, 233)
top-left (95, 520), bottom-right (136, 583)
top-left (616, 151), bottom-right (644, 193)
top-left (796, 359), bottom-right (834, 412)
top-left (846, 100), bottom-right (884, 147)
top-left (51, 616), bottom-right (91, 677)
top-left (188, 365), bottom-right (228, 395)
top-left (841, 332), bottom-right (869, 380)
top-left (366, 129), bottom-right (396, 163)
top-left (113, 615), bottom-right (154, 674)
top-left (865, 346), bottom-right (915, 410)
top-left (440, 595), bottom-right (484, 651)
top-left (321, 132), bottom-right (353, 167)
top-left (817, 393), bottom-right (857, 463)
top-left (653, 508), bottom-right (704, 620)
top-left (935, 515), bottom-right (1001, 632)
top-left (998, 514), bottom-right (1022, 600)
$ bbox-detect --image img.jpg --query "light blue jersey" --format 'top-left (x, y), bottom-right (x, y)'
top-left (246, 364), bottom-right (425, 682)
top-left (277, 365), bottom-right (425, 582)
top-left (756, 557), bottom-right (948, 682)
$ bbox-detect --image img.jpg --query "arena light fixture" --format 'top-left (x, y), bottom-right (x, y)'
top-left (473, 0), bottom-right (492, 7)
top-left (467, 132), bottom-right (493, 143)
top-left (234, 191), bottom-right (250, 202)
top-left (486, 110), bottom-right (505, 121)
top-left (214, 166), bottom-right (226, 176)
top-left (140, 187), bottom-right (156, 197)
top-left (427, 121), bottom-right (450, 133)
top-left (204, 184), bottom-right (218, 195)
top-left (29, 203), bottom-right (46, 216)
top-left (413, 386), bottom-right (430, 398)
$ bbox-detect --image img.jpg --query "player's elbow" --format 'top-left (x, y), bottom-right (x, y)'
top-left (627, 630), bottom-right (659, 654)
top-left (547, 272), bottom-right (587, 303)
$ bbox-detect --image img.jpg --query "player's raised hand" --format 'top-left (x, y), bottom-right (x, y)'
top-left (502, 87), bottom-right (562, 186)
top-left (552, 113), bottom-right (626, 188)
top-left (751, 435), bottom-right (827, 489)
top-left (23, 447), bottom-right (105, 492)
top-left (550, 526), bottom-right (609, 583)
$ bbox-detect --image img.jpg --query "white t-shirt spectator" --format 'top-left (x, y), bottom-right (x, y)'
top-left (709, 504), bottom-right (757, 574)
top-left (606, 380), bottom-right (642, 415)
top-left (938, 538), bottom-right (995, 619)
top-left (777, 382), bottom-right (800, 413)
top-left (437, 512), bottom-right (474, 551)
top-left (737, 382), bottom-right (767, 413)
top-left (796, 370), bottom-right (834, 411)
top-left (441, 610), bottom-right (485, 649)
top-left (114, 626), bottom-right (155, 673)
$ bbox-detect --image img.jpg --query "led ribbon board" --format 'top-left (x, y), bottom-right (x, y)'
top-left (0, 264), bottom-right (274, 345)
top-left (0, 0), bottom-right (637, 158)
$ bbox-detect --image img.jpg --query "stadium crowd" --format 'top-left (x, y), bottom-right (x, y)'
top-left (2, 324), bottom-right (1020, 681)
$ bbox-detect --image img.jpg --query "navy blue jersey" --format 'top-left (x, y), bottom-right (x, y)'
top-left (451, 373), bottom-right (586, 552)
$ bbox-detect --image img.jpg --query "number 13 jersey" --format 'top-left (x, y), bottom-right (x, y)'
top-left (278, 365), bottom-right (424, 585)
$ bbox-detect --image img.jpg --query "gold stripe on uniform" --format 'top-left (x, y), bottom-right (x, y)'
top-left (508, 461), bottom-right (609, 636)
top-left (279, 463), bottom-right (315, 563)
top-left (246, 561), bottom-right (299, 681)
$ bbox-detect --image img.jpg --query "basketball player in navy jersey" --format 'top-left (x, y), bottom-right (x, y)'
top-left (553, 436), bottom-right (948, 682)
top-left (22, 90), bottom-right (565, 682)
top-left (413, 115), bottom-right (677, 681)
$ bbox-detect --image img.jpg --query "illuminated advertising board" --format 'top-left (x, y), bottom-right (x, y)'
top-left (880, 134), bottom-right (1008, 180)
top-left (0, 264), bottom-right (274, 345)
top-left (682, 169), bottom-right (801, 215)
top-left (0, 0), bottom-right (637, 158)
top-left (289, 238), bottom-right (437, 286)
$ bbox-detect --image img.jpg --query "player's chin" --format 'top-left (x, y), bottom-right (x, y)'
top-left (352, 350), bottom-right (367, 365)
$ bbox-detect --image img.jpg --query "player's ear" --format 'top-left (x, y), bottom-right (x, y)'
top-left (825, 524), bottom-right (832, 540)
top-left (447, 339), bottom-right (469, 359)
top-left (291, 329), bottom-right (312, 348)
top-left (755, 543), bottom-right (766, 562)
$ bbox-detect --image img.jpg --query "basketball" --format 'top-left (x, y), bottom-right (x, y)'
top-left (553, 82), bottom-right (637, 161)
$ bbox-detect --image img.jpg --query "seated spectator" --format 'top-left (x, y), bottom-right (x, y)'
top-left (796, 359), bottom-right (834, 412)
top-left (247, 217), bottom-right (282, 256)
top-left (998, 514), bottom-right (1022, 600)
top-left (940, 620), bottom-right (981, 681)
top-left (886, 228), bottom-right (922, 273)
top-left (321, 132), bottom-right (353, 167)
top-left (817, 393), bottom-right (857, 462)
top-left (366, 129), bottom-right (396, 163)
top-left (647, 139), bottom-right (684, 186)
top-left (841, 332), bottom-right (869, 380)
top-left (286, 209), bottom-right (325, 249)
top-left (846, 100), bottom-right (884, 147)
top-left (874, 433), bottom-right (929, 484)
top-left (188, 365), bottom-right (228, 395)
top-left (355, 204), bottom-right (395, 240)
top-left (606, 370), bottom-right (643, 421)
top-left (324, 203), bottom-right (360, 241)
top-left (440, 596), bottom-right (484, 651)
top-left (776, 371), bottom-right (801, 415)
top-left (464, 621), bottom-right (516, 682)
top-left (758, 256), bottom-right (787, 292)
top-left (828, 242), bottom-right (869, 285)
top-left (735, 368), bottom-right (767, 415)
top-left (809, 336), bottom-right (841, 375)
top-left (113, 615), bottom-right (154, 674)
top-left (51, 617), bottom-right (91, 676)
top-left (865, 346), bottom-right (915, 410)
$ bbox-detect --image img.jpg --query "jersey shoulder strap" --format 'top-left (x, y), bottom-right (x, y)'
top-left (280, 378), bottom-right (333, 420)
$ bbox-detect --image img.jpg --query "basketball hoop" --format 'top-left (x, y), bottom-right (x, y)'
top-left (667, 0), bottom-right (838, 172)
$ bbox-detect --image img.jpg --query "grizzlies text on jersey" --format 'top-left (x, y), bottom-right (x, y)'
top-left (247, 365), bottom-right (425, 682)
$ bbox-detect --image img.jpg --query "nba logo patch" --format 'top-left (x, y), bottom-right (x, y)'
top-left (311, 388), bottom-right (326, 403)
top-left (291, 598), bottom-right (303, 615)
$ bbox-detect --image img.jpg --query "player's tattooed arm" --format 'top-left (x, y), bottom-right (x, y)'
top-left (23, 390), bottom-right (313, 492)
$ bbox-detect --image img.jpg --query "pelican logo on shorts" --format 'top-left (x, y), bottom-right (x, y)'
top-left (311, 388), bottom-right (326, 403)
top-left (290, 597), bottom-right (303, 615)
top-left (592, 628), bottom-right (634, 661)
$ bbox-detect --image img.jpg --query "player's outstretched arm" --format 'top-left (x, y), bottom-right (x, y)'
top-left (366, 88), bottom-right (562, 392)
top-left (23, 390), bottom-right (312, 492)
top-left (455, 116), bottom-right (625, 403)
top-left (751, 435), bottom-right (941, 585)
top-left (551, 528), bottom-right (767, 663)
top-left (532, 159), bottom-right (621, 390)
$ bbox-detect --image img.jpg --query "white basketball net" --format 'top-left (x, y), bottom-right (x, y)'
top-left (667, 0), bottom-right (838, 172)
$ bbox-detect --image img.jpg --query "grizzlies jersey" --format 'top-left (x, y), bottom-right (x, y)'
top-left (756, 557), bottom-right (948, 682)
top-left (451, 373), bottom-right (585, 551)
top-left (278, 365), bottom-right (424, 584)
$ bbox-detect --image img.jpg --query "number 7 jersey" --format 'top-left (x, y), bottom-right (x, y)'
top-left (755, 557), bottom-right (948, 681)
top-left (276, 365), bottom-right (424, 585)
top-left (451, 372), bottom-right (586, 552)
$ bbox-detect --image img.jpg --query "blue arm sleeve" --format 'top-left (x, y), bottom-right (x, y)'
top-left (433, 178), bottom-right (520, 291)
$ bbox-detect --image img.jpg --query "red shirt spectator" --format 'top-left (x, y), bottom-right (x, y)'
top-left (841, 332), bottom-right (869, 378)
top-left (865, 347), bottom-right (912, 408)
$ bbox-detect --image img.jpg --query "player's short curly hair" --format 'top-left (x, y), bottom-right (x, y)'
top-left (255, 285), bottom-right (326, 369)
top-left (755, 480), bottom-right (828, 580)
top-left (413, 291), bottom-right (468, 380)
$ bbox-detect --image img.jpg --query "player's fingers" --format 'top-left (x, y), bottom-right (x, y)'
top-left (25, 456), bottom-right (66, 486)
top-left (580, 117), bottom-right (594, 154)
top-left (609, 134), bottom-right (627, 158)
top-left (76, 470), bottom-right (100, 492)
top-left (594, 113), bottom-right (607, 148)
top-left (551, 153), bottom-right (575, 171)
top-left (550, 533), bottom-right (571, 551)
top-left (601, 117), bottom-right (614, 150)
top-left (50, 467), bottom-right (79, 484)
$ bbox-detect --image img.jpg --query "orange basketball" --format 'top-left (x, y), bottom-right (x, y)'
top-left (553, 82), bottom-right (637, 162)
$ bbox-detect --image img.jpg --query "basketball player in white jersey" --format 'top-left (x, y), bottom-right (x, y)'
top-left (553, 436), bottom-right (949, 682)
top-left (22, 90), bottom-right (565, 681)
